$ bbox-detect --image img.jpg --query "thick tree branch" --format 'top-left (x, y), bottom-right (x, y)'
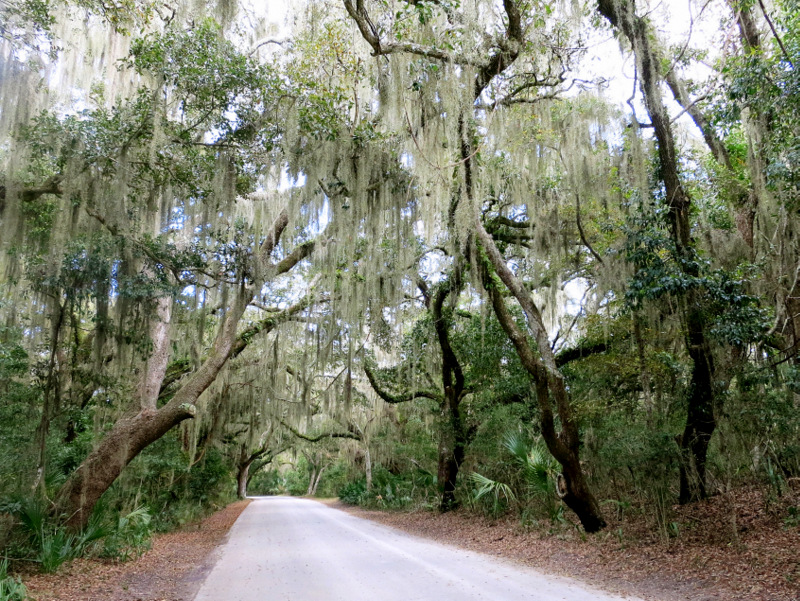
top-left (363, 361), bottom-right (441, 404)
top-left (342, 0), bottom-right (484, 67)
top-left (275, 239), bottom-right (316, 275)
top-left (432, 270), bottom-right (466, 395)
top-left (474, 0), bottom-right (524, 97)
top-left (279, 419), bottom-right (360, 442)
top-left (0, 175), bottom-right (63, 211)
top-left (554, 340), bottom-right (610, 368)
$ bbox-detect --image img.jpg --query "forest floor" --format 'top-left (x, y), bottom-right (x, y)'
top-left (337, 485), bottom-right (800, 601)
top-left (21, 499), bottom-right (251, 601)
top-left (17, 486), bottom-right (800, 601)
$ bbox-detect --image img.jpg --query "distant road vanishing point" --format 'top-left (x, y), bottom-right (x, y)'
top-left (193, 496), bottom-right (644, 601)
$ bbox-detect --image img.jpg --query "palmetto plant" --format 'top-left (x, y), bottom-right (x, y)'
top-left (470, 431), bottom-right (561, 520)
top-left (17, 498), bottom-right (109, 573)
top-left (502, 431), bottom-right (558, 496)
top-left (0, 559), bottom-right (27, 601)
top-left (469, 472), bottom-right (516, 516)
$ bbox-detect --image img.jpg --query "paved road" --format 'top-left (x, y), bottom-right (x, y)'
top-left (194, 497), bottom-right (643, 601)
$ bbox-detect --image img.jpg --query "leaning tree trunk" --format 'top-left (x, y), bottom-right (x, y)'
top-left (56, 277), bottom-right (251, 529)
top-left (57, 402), bottom-right (195, 529)
top-left (54, 210), bottom-right (295, 529)
top-left (476, 222), bottom-right (606, 533)
top-left (597, 0), bottom-right (717, 504)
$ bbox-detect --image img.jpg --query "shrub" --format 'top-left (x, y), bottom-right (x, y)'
top-left (15, 497), bottom-right (108, 573)
top-left (248, 469), bottom-right (284, 495)
top-left (338, 479), bottom-right (367, 505)
top-left (469, 472), bottom-right (516, 517)
top-left (0, 559), bottom-right (27, 601)
top-left (101, 506), bottom-right (152, 561)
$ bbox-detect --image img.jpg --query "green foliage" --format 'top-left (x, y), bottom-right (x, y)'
top-left (624, 211), bottom-right (769, 345)
top-left (471, 432), bottom-right (562, 522)
top-left (469, 472), bottom-right (516, 517)
top-left (338, 479), bottom-right (367, 505)
top-left (715, 0), bottom-right (800, 200)
top-left (0, 328), bottom-right (40, 499)
top-left (313, 462), bottom-right (348, 498)
top-left (248, 469), bottom-right (284, 496)
top-left (100, 507), bottom-right (152, 561)
top-left (127, 20), bottom-right (282, 152)
top-left (0, 559), bottom-right (27, 601)
top-left (363, 467), bottom-right (424, 509)
top-left (12, 498), bottom-right (109, 573)
top-left (503, 432), bottom-right (558, 498)
top-left (335, 465), bottom-right (436, 509)
top-left (106, 436), bottom-right (234, 532)
top-left (283, 458), bottom-right (310, 497)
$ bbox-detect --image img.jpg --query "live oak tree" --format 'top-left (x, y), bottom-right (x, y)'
top-left (342, 0), bottom-right (609, 531)
top-left (1, 22), bottom-right (327, 528)
top-left (595, 0), bottom-right (795, 503)
top-left (364, 259), bottom-right (472, 511)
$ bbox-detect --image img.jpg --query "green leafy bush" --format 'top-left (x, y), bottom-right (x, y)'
top-left (338, 479), bottom-right (367, 505)
top-left (101, 506), bottom-right (152, 561)
top-left (0, 559), bottom-right (27, 601)
top-left (16, 498), bottom-right (108, 573)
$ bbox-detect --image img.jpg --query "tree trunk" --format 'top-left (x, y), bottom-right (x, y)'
top-left (477, 232), bottom-right (606, 532)
top-left (305, 460), bottom-right (318, 496)
top-left (437, 387), bottom-right (466, 511)
top-left (52, 210), bottom-right (294, 530)
top-left (364, 444), bottom-right (373, 493)
top-left (432, 271), bottom-right (468, 512)
top-left (597, 0), bottom-right (717, 504)
top-left (56, 402), bottom-right (195, 529)
top-left (237, 461), bottom-right (251, 499)
top-left (56, 286), bottom-right (249, 529)
top-left (310, 466), bottom-right (326, 496)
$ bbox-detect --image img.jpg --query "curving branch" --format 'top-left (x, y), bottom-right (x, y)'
top-left (363, 361), bottom-right (441, 404)
top-left (278, 419), bottom-right (361, 442)
top-left (342, 0), bottom-right (485, 67)
top-left (431, 269), bottom-right (467, 397)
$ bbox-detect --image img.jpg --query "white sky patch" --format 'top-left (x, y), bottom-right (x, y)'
top-left (279, 167), bottom-right (306, 191)
top-left (563, 278), bottom-right (589, 317)
top-left (577, 0), bottom-right (728, 127)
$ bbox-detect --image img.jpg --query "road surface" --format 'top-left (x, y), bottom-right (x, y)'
top-left (194, 496), bottom-right (644, 601)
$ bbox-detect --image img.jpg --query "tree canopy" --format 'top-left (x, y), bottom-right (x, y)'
top-left (1, 0), bottom-right (799, 555)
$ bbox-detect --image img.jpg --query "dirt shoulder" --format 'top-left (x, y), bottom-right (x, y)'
top-left (19, 491), bottom-right (799, 601)
top-left (23, 500), bottom-right (250, 601)
top-left (329, 488), bottom-right (800, 601)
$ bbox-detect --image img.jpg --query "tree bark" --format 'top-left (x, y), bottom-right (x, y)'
top-left (237, 461), bottom-right (250, 499)
top-left (57, 402), bottom-right (196, 529)
top-left (437, 387), bottom-right (466, 511)
top-left (364, 444), bottom-right (373, 493)
top-left (343, 0), bottom-right (598, 524)
top-left (306, 466), bottom-right (318, 496)
top-left (310, 465), bottom-right (327, 496)
top-left (432, 269), bottom-right (468, 512)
